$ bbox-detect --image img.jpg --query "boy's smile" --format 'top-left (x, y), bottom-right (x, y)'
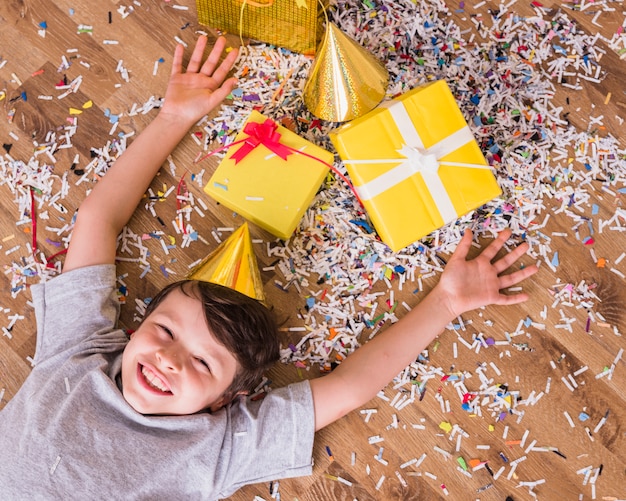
top-left (121, 287), bottom-right (240, 415)
top-left (138, 363), bottom-right (172, 394)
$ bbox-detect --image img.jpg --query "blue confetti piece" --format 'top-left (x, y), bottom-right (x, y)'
top-left (39, 21), bottom-right (47, 29)
top-left (306, 297), bottom-right (315, 309)
top-left (592, 204), bottom-right (599, 215)
top-left (350, 219), bottom-right (374, 233)
top-left (618, 187), bottom-right (626, 194)
top-left (579, 412), bottom-right (590, 421)
top-left (551, 252), bottom-right (559, 267)
top-left (524, 317), bottom-right (532, 327)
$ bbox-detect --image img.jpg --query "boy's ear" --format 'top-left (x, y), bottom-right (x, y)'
top-left (208, 391), bottom-right (249, 412)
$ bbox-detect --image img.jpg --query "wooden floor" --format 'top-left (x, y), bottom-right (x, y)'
top-left (1, 0), bottom-right (625, 500)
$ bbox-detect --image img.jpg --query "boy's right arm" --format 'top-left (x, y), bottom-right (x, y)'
top-left (309, 229), bottom-right (538, 431)
top-left (63, 36), bottom-right (238, 272)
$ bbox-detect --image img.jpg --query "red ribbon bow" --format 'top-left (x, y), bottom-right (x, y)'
top-left (229, 119), bottom-right (292, 164)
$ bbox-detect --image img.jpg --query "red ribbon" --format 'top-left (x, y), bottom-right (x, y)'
top-left (229, 119), bottom-right (292, 164)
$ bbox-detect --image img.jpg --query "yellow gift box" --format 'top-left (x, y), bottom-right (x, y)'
top-left (205, 110), bottom-right (332, 240)
top-left (330, 79), bottom-right (502, 252)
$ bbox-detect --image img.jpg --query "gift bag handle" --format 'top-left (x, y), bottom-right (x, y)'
top-left (236, 0), bottom-right (274, 7)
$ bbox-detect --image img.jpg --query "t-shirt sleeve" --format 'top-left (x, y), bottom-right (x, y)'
top-left (216, 380), bottom-right (315, 498)
top-left (31, 264), bottom-right (120, 364)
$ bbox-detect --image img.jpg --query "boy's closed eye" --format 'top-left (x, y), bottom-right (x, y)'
top-left (195, 357), bottom-right (211, 373)
top-left (159, 325), bottom-right (174, 338)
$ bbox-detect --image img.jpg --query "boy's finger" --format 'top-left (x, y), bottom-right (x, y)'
top-left (200, 36), bottom-right (227, 76)
top-left (449, 230), bottom-right (473, 261)
top-left (187, 36), bottom-right (208, 73)
top-left (170, 44), bottom-right (185, 76)
top-left (205, 77), bottom-right (238, 109)
top-left (479, 229), bottom-right (511, 262)
top-left (495, 291), bottom-right (530, 306)
top-left (497, 264), bottom-right (538, 289)
top-left (492, 241), bottom-right (529, 274)
top-left (206, 45), bottom-right (239, 84)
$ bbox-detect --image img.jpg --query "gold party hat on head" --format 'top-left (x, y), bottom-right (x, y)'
top-left (188, 223), bottom-right (265, 302)
top-left (303, 22), bottom-right (389, 122)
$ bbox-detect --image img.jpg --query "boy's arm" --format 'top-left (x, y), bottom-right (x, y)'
top-left (63, 36), bottom-right (238, 272)
top-left (310, 229), bottom-right (538, 431)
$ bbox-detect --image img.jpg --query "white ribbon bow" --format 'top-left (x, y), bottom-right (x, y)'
top-left (343, 98), bottom-right (493, 225)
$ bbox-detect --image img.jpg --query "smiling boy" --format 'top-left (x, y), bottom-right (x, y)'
top-left (0, 37), bottom-right (537, 499)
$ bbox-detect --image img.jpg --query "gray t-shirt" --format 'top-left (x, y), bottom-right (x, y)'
top-left (0, 265), bottom-right (315, 499)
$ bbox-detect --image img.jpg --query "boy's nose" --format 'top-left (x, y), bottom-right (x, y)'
top-left (157, 346), bottom-right (183, 371)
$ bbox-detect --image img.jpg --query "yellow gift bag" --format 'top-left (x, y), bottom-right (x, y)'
top-left (196, 0), bottom-right (327, 55)
top-left (330, 79), bottom-right (502, 252)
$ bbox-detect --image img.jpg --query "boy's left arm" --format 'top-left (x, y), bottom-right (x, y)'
top-left (63, 36), bottom-right (238, 272)
top-left (310, 230), bottom-right (538, 431)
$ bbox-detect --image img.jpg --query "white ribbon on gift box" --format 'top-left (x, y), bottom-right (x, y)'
top-left (342, 98), bottom-right (493, 224)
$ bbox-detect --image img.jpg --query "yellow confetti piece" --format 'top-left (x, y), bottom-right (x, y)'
top-left (0, 90), bottom-right (5, 101)
top-left (69, 108), bottom-right (83, 115)
top-left (488, 424), bottom-right (495, 432)
top-left (604, 92), bottom-right (612, 105)
top-left (82, 100), bottom-right (93, 109)
top-left (168, 235), bottom-right (176, 246)
top-left (439, 421), bottom-right (452, 433)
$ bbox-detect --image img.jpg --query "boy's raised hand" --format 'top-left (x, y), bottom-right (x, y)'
top-left (436, 229), bottom-right (538, 319)
top-left (159, 35), bottom-right (239, 127)
top-left (64, 36), bottom-right (238, 273)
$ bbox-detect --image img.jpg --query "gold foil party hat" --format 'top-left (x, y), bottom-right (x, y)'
top-left (188, 223), bottom-right (265, 302)
top-left (303, 22), bottom-right (389, 122)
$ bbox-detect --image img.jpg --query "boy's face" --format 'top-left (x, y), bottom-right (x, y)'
top-left (121, 287), bottom-right (239, 415)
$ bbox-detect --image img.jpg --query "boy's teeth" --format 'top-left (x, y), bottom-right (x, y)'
top-left (141, 366), bottom-right (169, 392)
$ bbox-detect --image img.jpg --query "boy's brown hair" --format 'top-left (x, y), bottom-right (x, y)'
top-left (143, 280), bottom-right (280, 403)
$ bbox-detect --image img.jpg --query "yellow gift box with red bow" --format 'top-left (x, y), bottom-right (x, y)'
top-left (330, 79), bottom-right (502, 251)
top-left (205, 110), bottom-right (332, 239)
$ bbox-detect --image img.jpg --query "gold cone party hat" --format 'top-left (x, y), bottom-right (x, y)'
top-left (188, 223), bottom-right (265, 302)
top-left (303, 22), bottom-right (389, 122)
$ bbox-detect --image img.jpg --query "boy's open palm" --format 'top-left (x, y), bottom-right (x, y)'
top-left (160, 36), bottom-right (239, 126)
top-left (437, 229), bottom-right (538, 318)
